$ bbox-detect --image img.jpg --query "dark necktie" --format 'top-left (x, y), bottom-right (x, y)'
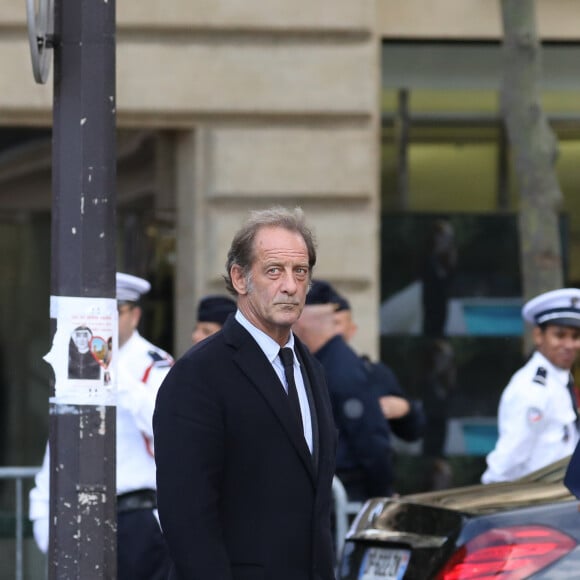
top-left (567, 374), bottom-right (579, 431)
top-left (279, 347), bottom-right (303, 430)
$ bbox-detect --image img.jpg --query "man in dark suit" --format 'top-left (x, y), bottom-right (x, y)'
top-left (153, 206), bottom-right (337, 580)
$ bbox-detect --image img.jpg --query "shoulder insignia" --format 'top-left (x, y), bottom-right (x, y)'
top-left (360, 355), bottom-right (374, 374)
top-left (343, 398), bottom-right (364, 420)
top-left (532, 366), bottom-right (547, 386)
top-left (148, 350), bottom-right (173, 367)
top-left (527, 406), bottom-right (543, 425)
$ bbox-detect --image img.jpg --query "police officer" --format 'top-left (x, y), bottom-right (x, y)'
top-left (293, 288), bottom-right (393, 502)
top-left (308, 279), bottom-right (425, 442)
top-left (191, 294), bottom-right (237, 345)
top-left (29, 272), bottom-right (173, 580)
top-left (482, 288), bottom-right (580, 483)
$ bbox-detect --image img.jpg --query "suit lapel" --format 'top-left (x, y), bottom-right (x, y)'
top-left (295, 343), bottom-right (319, 475)
top-left (224, 318), bottom-right (316, 483)
top-left (295, 338), bottom-right (336, 485)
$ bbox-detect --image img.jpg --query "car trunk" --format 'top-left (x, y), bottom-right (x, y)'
top-left (338, 461), bottom-right (574, 579)
top-left (338, 498), bottom-right (466, 579)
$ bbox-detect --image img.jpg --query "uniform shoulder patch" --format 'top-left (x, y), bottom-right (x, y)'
top-left (527, 406), bottom-right (543, 425)
top-left (359, 355), bottom-right (374, 374)
top-left (148, 350), bottom-right (173, 367)
top-left (532, 366), bottom-right (547, 386)
top-left (343, 398), bottom-right (364, 420)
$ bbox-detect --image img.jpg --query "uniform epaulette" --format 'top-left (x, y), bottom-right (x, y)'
top-left (360, 354), bottom-right (374, 374)
top-left (532, 366), bottom-right (547, 386)
top-left (148, 350), bottom-right (172, 367)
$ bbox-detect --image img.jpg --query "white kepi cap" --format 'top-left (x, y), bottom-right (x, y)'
top-left (522, 288), bottom-right (580, 328)
top-left (116, 272), bottom-right (151, 303)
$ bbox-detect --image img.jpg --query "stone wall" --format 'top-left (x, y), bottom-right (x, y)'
top-left (0, 0), bottom-right (380, 356)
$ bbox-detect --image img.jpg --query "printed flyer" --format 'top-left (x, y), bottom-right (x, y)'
top-left (44, 296), bottom-right (118, 405)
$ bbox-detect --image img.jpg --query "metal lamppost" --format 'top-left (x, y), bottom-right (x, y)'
top-left (26, 0), bottom-right (117, 576)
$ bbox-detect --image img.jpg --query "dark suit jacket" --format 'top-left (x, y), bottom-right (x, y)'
top-left (153, 316), bottom-right (337, 580)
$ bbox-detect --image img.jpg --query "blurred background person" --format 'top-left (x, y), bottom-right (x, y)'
top-left (308, 279), bottom-right (425, 443)
top-left (29, 272), bottom-right (174, 580)
top-left (191, 294), bottom-right (237, 345)
top-left (294, 291), bottom-right (393, 502)
top-left (421, 219), bottom-right (457, 337)
top-left (482, 288), bottom-right (580, 484)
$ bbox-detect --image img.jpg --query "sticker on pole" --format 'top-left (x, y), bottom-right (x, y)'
top-left (44, 296), bottom-right (118, 405)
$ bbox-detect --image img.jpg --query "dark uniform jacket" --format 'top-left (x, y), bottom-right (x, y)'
top-left (316, 336), bottom-right (393, 500)
top-left (362, 357), bottom-right (425, 442)
top-left (153, 316), bottom-right (337, 580)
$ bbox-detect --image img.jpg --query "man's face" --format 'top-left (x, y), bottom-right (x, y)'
top-left (118, 303), bottom-right (141, 347)
top-left (192, 321), bottom-right (223, 345)
top-left (72, 330), bottom-right (91, 353)
top-left (533, 324), bottom-right (580, 370)
top-left (232, 226), bottom-right (310, 343)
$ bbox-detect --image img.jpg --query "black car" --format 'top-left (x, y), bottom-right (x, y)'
top-left (338, 456), bottom-right (580, 579)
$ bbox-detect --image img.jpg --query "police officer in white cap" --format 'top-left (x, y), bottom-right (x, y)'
top-left (482, 288), bottom-right (580, 483)
top-left (29, 272), bottom-right (173, 579)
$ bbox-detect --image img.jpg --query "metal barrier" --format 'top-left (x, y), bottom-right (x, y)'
top-left (332, 475), bottom-right (363, 560)
top-left (0, 466), bottom-right (40, 580)
top-left (3, 469), bottom-right (356, 577)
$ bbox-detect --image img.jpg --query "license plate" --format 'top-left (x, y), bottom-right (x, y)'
top-left (358, 547), bottom-right (410, 580)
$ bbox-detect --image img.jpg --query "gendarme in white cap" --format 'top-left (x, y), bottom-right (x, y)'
top-left (522, 288), bottom-right (580, 328)
top-left (116, 272), bottom-right (151, 303)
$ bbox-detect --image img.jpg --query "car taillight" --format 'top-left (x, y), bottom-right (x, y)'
top-left (435, 525), bottom-right (576, 580)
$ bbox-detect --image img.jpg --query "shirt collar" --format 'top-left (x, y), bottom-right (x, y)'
top-left (235, 310), bottom-right (295, 364)
top-left (532, 350), bottom-right (571, 386)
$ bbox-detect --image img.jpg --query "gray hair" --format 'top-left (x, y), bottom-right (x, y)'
top-left (224, 206), bottom-right (317, 296)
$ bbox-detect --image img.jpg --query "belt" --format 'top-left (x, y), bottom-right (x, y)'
top-left (117, 489), bottom-right (157, 513)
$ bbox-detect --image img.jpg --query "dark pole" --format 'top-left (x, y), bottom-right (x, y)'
top-left (48, 0), bottom-right (117, 575)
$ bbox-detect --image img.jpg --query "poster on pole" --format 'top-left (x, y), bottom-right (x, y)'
top-left (44, 296), bottom-right (118, 405)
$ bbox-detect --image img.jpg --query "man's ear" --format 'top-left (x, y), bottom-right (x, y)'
top-left (131, 306), bottom-right (143, 330)
top-left (230, 265), bottom-right (248, 295)
top-left (348, 322), bottom-right (358, 341)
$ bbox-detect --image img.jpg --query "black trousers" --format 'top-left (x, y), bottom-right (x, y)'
top-left (117, 509), bottom-right (170, 580)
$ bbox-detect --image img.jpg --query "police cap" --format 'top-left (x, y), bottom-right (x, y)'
top-left (116, 272), bottom-right (151, 303)
top-left (197, 295), bottom-right (237, 325)
top-left (522, 288), bottom-right (580, 328)
top-left (306, 279), bottom-right (350, 311)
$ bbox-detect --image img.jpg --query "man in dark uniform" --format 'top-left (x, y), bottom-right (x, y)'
top-left (294, 296), bottom-right (393, 502)
top-left (191, 294), bottom-right (237, 345)
top-left (307, 279), bottom-right (425, 444)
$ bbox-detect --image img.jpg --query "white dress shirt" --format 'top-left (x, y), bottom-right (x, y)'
top-left (235, 310), bottom-right (313, 453)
